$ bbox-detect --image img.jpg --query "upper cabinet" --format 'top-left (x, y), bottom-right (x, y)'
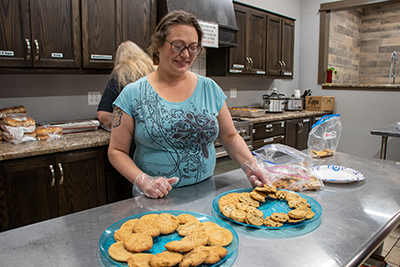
top-left (206, 3), bottom-right (295, 78)
top-left (81, 0), bottom-right (155, 69)
top-left (0, 0), bottom-right (81, 68)
top-left (229, 5), bottom-right (266, 75)
top-left (266, 14), bottom-right (294, 77)
top-left (0, 0), bottom-right (155, 72)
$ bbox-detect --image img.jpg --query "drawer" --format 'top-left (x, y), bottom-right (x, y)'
top-left (252, 135), bottom-right (285, 150)
top-left (253, 121), bottom-right (285, 140)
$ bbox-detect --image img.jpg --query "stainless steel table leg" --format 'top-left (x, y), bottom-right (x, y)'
top-left (380, 136), bottom-right (388, 159)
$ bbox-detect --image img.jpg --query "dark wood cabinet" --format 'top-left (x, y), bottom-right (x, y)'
top-left (266, 14), bottom-right (295, 77)
top-left (206, 3), bottom-right (294, 78)
top-left (0, 148), bottom-right (106, 231)
top-left (81, 0), bottom-right (155, 69)
top-left (285, 117), bottom-right (311, 150)
top-left (252, 120), bottom-right (285, 150)
top-left (1, 0), bottom-right (155, 71)
top-left (229, 4), bottom-right (266, 75)
top-left (0, 0), bottom-right (81, 68)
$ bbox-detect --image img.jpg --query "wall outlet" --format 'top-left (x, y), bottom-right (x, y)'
top-left (88, 91), bottom-right (102, 105)
top-left (230, 88), bottom-right (237, 98)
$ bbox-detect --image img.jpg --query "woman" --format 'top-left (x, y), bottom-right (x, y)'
top-left (97, 41), bottom-right (156, 129)
top-left (108, 10), bottom-right (270, 199)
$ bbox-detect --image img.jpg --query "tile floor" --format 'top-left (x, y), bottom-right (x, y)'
top-left (214, 156), bottom-right (400, 267)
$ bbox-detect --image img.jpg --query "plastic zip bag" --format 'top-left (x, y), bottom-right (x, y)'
top-left (308, 114), bottom-right (342, 158)
top-left (252, 144), bottom-right (323, 191)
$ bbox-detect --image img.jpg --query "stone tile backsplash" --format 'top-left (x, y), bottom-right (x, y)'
top-left (328, 2), bottom-right (400, 85)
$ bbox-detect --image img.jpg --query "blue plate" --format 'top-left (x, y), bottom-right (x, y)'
top-left (99, 210), bottom-right (239, 267)
top-left (212, 188), bottom-right (322, 229)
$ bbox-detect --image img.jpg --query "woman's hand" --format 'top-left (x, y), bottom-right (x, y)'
top-left (134, 173), bottom-right (179, 198)
top-left (241, 160), bottom-right (272, 187)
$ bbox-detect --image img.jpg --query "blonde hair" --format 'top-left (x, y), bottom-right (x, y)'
top-left (112, 41), bottom-right (156, 92)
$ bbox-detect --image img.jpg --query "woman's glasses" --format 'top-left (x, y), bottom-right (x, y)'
top-left (165, 40), bottom-right (202, 56)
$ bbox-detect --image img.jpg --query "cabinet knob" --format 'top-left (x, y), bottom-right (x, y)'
top-left (58, 163), bottom-right (64, 185)
top-left (34, 39), bottom-right (40, 60)
top-left (49, 165), bottom-right (55, 186)
top-left (25, 39), bottom-right (31, 60)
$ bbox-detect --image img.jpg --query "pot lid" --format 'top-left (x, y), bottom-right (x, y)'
top-left (263, 88), bottom-right (286, 99)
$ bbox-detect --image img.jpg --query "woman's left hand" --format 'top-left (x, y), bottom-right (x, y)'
top-left (241, 160), bottom-right (272, 187)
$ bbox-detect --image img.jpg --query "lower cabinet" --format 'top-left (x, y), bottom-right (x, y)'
top-left (252, 121), bottom-right (285, 150)
top-left (0, 147), bottom-right (107, 231)
top-left (284, 117), bottom-right (311, 150)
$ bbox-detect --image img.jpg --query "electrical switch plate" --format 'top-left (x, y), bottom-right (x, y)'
top-left (88, 91), bottom-right (102, 105)
top-left (230, 88), bottom-right (237, 98)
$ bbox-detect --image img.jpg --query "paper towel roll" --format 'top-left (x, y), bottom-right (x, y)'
top-left (294, 89), bottom-right (301, 98)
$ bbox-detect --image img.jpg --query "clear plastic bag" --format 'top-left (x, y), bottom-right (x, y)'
top-left (308, 114), bottom-right (342, 158)
top-left (252, 144), bottom-right (323, 191)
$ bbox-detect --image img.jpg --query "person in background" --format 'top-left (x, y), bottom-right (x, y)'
top-left (97, 41), bottom-right (156, 129)
top-left (108, 10), bottom-right (271, 199)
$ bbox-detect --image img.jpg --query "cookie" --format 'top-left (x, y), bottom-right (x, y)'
top-left (149, 251), bottom-right (183, 267)
top-left (179, 246), bottom-right (209, 267)
top-left (220, 204), bottom-right (236, 218)
top-left (245, 205), bottom-right (259, 213)
top-left (236, 202), bottom-right (250, 211)
top-left (218, 193), bottom-right (240, 208)
top-left (121, 219), bottom-right (139, 230)
top-left (155, 213), bottom-right (179, 234)
top-left (108, 241), bottom-right (134, 262)
top-left (264, 217), bottom-right (283, 227)
top-left (133, 219), bottom-right (161, 237)
top-left (270, 212), bottom-right (289, 223)
top-left (177, 221), bottom-right (204, 236)
top-left (123, 233), bottom-right (153, 253)
top-left (247, 208), bottom-right (264, 218)
top-left (203, 246), bottom-right (228, 264)
top-left (114, 227), bottom-right (134, 242)
top-left (239, 194), bottom-right (260, 207)
top-left (127, 253), bottom-right (153, 267)
top-left (245, 212), bottom-right (264, 226)
top-left (176, 214), bottom-right (199, 224)
top-left (207, 227), bottom-right (233, 246)
top-left (275, 190), bottom-right (287, 200)
top-left (250, 191), bottom-right (266, 202)
top-left (305, 209), bottom-right (315, 219)
top-left (229, 209), bottom-right (247, 223)
top-left (288, 209), bottom-right (307, 220)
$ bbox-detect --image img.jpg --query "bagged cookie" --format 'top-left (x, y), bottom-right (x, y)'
top-left (308, 114), bottom-right (342, 158)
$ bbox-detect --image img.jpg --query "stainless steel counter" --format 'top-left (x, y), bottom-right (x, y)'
top-left (0, 152), bottom-right (399, 267)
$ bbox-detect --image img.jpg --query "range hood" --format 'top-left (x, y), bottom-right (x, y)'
top-left (158, 0), bottom-right (239, 47)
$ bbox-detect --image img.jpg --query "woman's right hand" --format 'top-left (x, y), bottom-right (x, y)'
top-left (134, 173), bottom-right (179, 198)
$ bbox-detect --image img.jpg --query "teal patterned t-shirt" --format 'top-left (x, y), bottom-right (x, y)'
top-left (113, 74), bottom-right (227, 187)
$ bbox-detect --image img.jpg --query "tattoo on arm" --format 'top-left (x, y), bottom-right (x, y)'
top-left (112, 106), bottom-right (123, 128)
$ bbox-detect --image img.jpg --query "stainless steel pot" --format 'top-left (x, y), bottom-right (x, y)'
top-left (262, 88), bottom-right (286, 113)
top-left (285, 98), bottom-right (303, 111)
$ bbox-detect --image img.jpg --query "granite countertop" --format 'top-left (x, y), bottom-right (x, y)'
top-left (0, 110), bottom-right (330, 162)
top-left (0, 129), bottom-right (110, 161)
top-left (233, 110), bottom-right (332, 123)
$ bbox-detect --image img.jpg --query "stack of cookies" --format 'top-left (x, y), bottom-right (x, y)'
top-left (218, 185), bottom-right (315, 228)
top-left (107, 212), bottom-right (232, 267)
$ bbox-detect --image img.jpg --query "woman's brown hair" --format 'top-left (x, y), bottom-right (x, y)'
top-left (148, 10), bottom-right (203, 65)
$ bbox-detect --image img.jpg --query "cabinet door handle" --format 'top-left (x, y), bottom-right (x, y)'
top-left (25, 39), bottom-right (31, 60)
top-left (49, 165), bottom-right (55, 186)
top-left (297, 122), bottom-right (303, 133)
top-left (278, 61), bottom-right (283, 71)
top-left (58, 163), bottom-right (64, 185)
top-left (282, 61), bottom-right (286, 71)
top-left (34, 39), bottom-right (40, 60)
top-left (265, 128), bottom-right (273, 133)
top-left (246, 57), bottom-right (250, 69)
top-left (249, 57), bottom-right (254, 69)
